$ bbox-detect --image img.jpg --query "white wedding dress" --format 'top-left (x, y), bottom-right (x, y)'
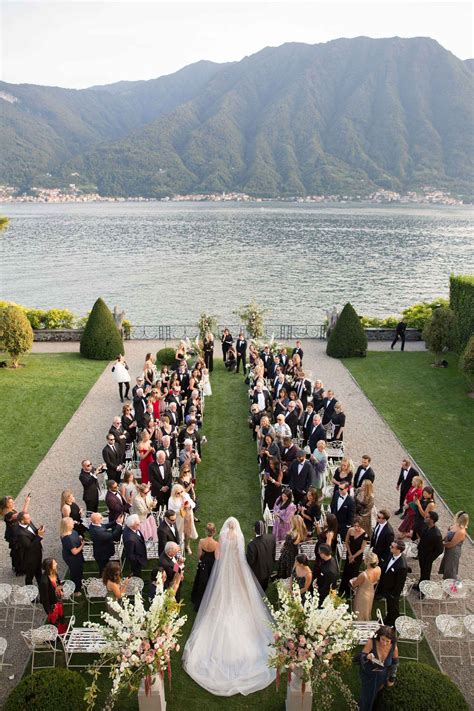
top-left (182, 517), bottom-right (275, 696)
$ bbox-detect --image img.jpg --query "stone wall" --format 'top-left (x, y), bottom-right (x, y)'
top-left (364, 328), bottom-right (422, 341)
top-left (33, 329), bottom-right (84, 342)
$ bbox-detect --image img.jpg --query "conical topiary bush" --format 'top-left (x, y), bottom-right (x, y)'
top-left (326, 302), bottom-right (367, 358)
top-left (80, 298), bottom-right (124, 360)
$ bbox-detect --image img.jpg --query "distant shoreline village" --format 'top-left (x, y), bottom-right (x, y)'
top-left (0, 184), bottom-right (464, 206)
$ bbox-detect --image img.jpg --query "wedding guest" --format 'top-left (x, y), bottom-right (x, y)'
top-left (412, 486), bottom-right (436, 540)
top-left (123, 514), bottom-right (148, 577)
top-left (378, 540), bottom-right (408, 626)
top-left (357, 626), bottom-right (399, 711)
top-left (121, 403), bottom-right (137, 442)
top-left (109, 416), bottom-right (128, 462)
top-left (272, 489), bottom-right (297, 541)
top-left (394, 457), bottom-right (418, 515)
top-left (246, 521), bottom-right (276, 591)
top-left (203, 333), bottom-right (214, 372)
top-left (354, 455), bottom-right (375, 489)
top-left (158, 542), bottom-right (184, 602)
top-left (157, 510), bottom-right (180, 555)
top-left (235, 333), bottom-right (247, 373)
top-left (102, 561), bottom-right (130, 608)
top-left (178, 439), bottom-right (201, 481)
top-left (339, 516), bottom-right (369, 598)
top-left (191, 523), bottom-right (220, 610)
top-left (89, 511), bottom-right (124, 573)
top-left (439, 511), bottom-right (469, 580)
top-left (168, 483), bottom-right (197, 555)
top-left (149, 388), bottom-right (164, 420)
top-left (119, 469), bottom-right (138, 505)
top-left (329, 402), bottom-right (346, 441)
top-left (111, 354), bottom-right (131, 402)
top-left (16, 512), bottom-right (44, 585)
top-left (397, 476), bottom-right (423, 538)
top-left (105, 480), bottom-right (130, 523)
top-left (370, 510), bottom-right (394, 567)
top-left (416, 511), bottom-right (444, 589)
top-left (292, 554), bottom-right (313, 602)
top-left (79, 460), bottom-right (104, 512)
top-left (60, 516), bottom-right (84, 593)
top-left (312, 379), bottom-right (325, 412)
top-left (177, 464), bottom-right (198, 520)
top-left (314, 544), bottom-right (338, 606)
top-left (262, 455), bottom-right (283, 511)
top-left (137, 430), bottom-right (155, 485)
top-left (150, 565), bottom-right (181, 600)
top-left (143, 353), bottom-right (157, 388)
top-left (331, 457), bottom-right (354, 502)
top-left (39, 558), bottom-right (67, 634)
top-left (314, 513), bottom-right (338, 572)
top-left (149, 450), bottom-right (173, 507)
top-left (355, 479), bottom-right (376, 537)
top-left (330, 482), bottom-right (355, 541)
top-left (286, 449), bottom-right (312, 504)
top-left (307, 414), bottom-right (326, 450)
top-left (297, 487), bottom-right (321, 535)
top-left (60, 490), bottom-right (87, 537)
top-left (309, 439), bottom-right (328, 493)
top-left (351, 551), bottom-right (381, 621)
top-left (274, 414), bottom-right (292, 443)
top-left (277, 514), bottom-right (307, 579)
top-left (0, 493), bottom-right (30, 574)
top-left (131, 483), bottom-right (158, 542)
top-left (102, 433), bottom-right (124, 483)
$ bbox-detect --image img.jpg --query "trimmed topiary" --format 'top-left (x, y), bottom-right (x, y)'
top-left (80, 297), bottom-right (124, 360)
top-left (156, 347), bottom-right (176, 366)
top-left (373, 661), bottom-right (468, 711)
top-left (0, 303), bottom-right (34, 367)
top-left (326, 302), bottom-right (367, 358)
top-left (460, 334), bottom-right (474, 390)
top-left (422, 306), bottom-right (459, 365)
top-left (5, 668), bottom-right (87, 711)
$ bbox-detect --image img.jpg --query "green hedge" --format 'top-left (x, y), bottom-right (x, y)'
top-left (450, 274), bottom-right (474, 349)
top-left (327, 302), bottom-right (367, 358)
top-left (374, 661), bottom-right (468, 711)
top-left (5, 669), bottom-right (87, 711)
top-left (80, 297), bottom-right (124, 360)
top-left (156, 347), bottom-right (176, 366)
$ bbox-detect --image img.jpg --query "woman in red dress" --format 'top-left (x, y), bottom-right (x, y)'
top-left (398, 475), bottom-right (424, 537)
top-left (38, 558), bottom-right (68, 634)
top-left (138, 430), bottom-right (155, 485)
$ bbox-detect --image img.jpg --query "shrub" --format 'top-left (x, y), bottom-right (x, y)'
top-left (80, 297), bottom-right (124, 360)
top-left (460, 334), bottom-right (474, 390)
top-left (402, 298), bottom-right (449, 330)
top-left (360, 316), bottom-right (398, 328)
top-left (450, 274), bottom-right (474, 350)
top-left (0, 304), bottom-right (34, 367)
top-left (122, 318), bottom-right (132, 339)
top-left (43, 308), bottom-right (75, 329)
top-left (373, 661), bottom-right (468, 711)
top-left (422, 306), bottom-right (459, 364)
top-left (25, 308), bottom-right (47, 329)
top-left (4, 668), bottom-right (87, 711)
top-left (156, 347), bottom-right (176, 366)
top-left (326, 303), bottom-right (367, 358)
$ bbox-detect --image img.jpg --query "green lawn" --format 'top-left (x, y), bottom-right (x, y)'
top-left (344, 351), bottom-right (474, 520)
top-left (0, 352), bottom-right (106, 496)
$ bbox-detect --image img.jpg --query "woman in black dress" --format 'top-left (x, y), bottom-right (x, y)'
top-left (277, 514), bottom-right (307, 579)
top-left (191, 523), bottom-right (220, 611)
top-left (262, 456), bottom-right (283, 511)
top-left (291, 554), bottom-right (313, 603)
top-left (330, 403), bottom-right (346, 441)
top-left (413, 486), bottom-right (436, 541)
top-left (121, 403), bottom-right (137, 442)
top-left (203, 334), bottom-right (214, 373)
top-left (0, 493), bottom-right (30, 574)
top-left (39, 558), bottom-right (68, 634)
top-left (314, 513), bottom-right (338, 574)
top-left (338, 516), bottom-right (368, 598)
top-left (60, 517), bottom-right (84, 593)
top-left (330, 457), bottom-right (354, 506)
top-left (60, 490), bottom-right (88, 537)
top-left (298, 487), bottom-right (321, 535)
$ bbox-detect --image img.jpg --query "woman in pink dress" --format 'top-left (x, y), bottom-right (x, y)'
top-left (272, 489), bottom-right (297, 542)
top-left (138, 430), bottom-right (155, 485)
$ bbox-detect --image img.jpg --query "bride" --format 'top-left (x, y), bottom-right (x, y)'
top-left (182, 517), bottom-right (275, 696)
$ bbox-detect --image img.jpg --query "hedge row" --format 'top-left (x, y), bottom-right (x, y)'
top-left (450, 274), bottom-right (474, 349)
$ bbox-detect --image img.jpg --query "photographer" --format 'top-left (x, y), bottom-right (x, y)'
top-left (79, 460), bottom-right (106, 512)
top-left (179, 438), bottom-right (201, 481)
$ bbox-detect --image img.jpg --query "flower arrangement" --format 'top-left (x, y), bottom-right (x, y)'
top-left (268, 581), bottom-right (358, 709)
top-left (234, 301), bottom-right (268, 339)
top-left (197, 312), bottom-right (218, 342)
top-left (84, 580), bottom-right (186, 710)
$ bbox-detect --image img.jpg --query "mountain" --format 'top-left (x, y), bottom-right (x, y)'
top-left (1, 38), bottom-right (473, 197)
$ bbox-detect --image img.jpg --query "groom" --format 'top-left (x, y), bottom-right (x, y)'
top-left (246, 521), bottom-right (276, 591)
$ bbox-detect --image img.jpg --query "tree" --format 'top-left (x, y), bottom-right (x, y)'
top-left (0, 304), bottom-right (34, 367)
top-left (0, 216), bottom-right (9, 232)
top-left (459, 335), bottom-right (474, 391)
top-left (326, 302), bottom-right (367, 358)
top-left (422, 306), bottom-right (459, 365)
top-left (80, 298), bottom-right (124, 360)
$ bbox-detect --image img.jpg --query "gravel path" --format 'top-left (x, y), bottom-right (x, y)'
top-left (1, 338), bottom-right (471, 705)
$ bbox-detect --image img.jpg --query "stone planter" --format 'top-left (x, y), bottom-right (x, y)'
top-left (138, 675), bottom-right (166, 711)
top-left (286, 670), bottom-right (313, 711)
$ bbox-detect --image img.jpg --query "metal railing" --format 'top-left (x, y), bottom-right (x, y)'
top-left (128, 324), bottom-right (327, 341)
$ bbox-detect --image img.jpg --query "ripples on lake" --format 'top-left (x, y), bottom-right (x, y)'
top-left (1, 202), bottom-right (473, 324)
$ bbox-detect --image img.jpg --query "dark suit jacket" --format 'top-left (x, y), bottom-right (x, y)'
top-left (108, 425), bottom-right (127, 459)
top-left (16, 525), bottom-right (43, 577)
top-left (280, 443), bottom-right (299, 469)
top-left (89, 522), bottom-right (123, 565)
top-left (308, 424), bottom-right (327, 451)
top-left (379, 555), bottom-right (408, 598)
top-left (252, 390), bottom-right (272, 411)
top-left (105, 491), bottom-right (130, 522)
top-left (354, 466), bottom-right (376, 489)
top-left (396, 466), bottom-right (418, 498)
top-left (133, 396), bottom-right (148, 427)
top-left (292, 379), bottom-right (312, 408)
top-left (246, 534), bottom-right (276, 584)
top-left (284, 410), bottom-right (299, 438)
top-left (123, 527), bottom-right (148, 568)
top-left (157, 520), bottom-right (181, 555)
top-left (418, 525), bottom-right (444, 564)
top-left (274, 380), bottom-right (290, 400)
top-left (157, 445), bottom-right (175, 466)
top-left (315, 557), bottom-right (338, 605)
top-left (236, 339), bottom-right (247, 355)
top-left (321, 397), bottom-right (338, 425)
top-left (287, 459), bottom-right (312, 494)
top-left (39, 573), bottom-right (63, 615)
top-left (79, 468), bottom-right (100, 511)
top-left (292, 347), bottom-right (304, 362)
top-left (158, 551), bottom-right (182, 601)
top-left (370, 523), bottom-right (395, 565)
top-left (102, 444), bottom-right (122, 479)
top-left (149, 461), bottom-right (173, 500)
top-left (330, 494), bottom-right (356, 539)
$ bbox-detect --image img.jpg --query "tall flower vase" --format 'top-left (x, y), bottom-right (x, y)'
top-left (285, 670), bottom-right (313, 711)
top-left (138, 675), bottom-right (166, 711)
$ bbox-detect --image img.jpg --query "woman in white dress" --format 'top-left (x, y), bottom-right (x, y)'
top-left (168, 483), bottom-right (198, 554)
top-left (201, 367), bottom-right (212, 397)
top-left (111, 354), bottom-right (131, 402)
top-left (183, 517), bottom-right (275, 696)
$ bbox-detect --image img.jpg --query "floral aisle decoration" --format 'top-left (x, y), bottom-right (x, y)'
top-left (84, 579), bottom-right (186, 710)
top-left (197, 312), bottom-right (218, 342)
top-left (268, 581), bottom-right (359, 710)
top-left (234, 301), bottom-right (268, 339)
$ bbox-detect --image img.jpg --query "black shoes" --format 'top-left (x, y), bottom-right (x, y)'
top-left (394, 509), bottom-right (403, 515)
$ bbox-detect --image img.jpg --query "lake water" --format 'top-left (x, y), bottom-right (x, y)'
top-left (1, 202), bottom-right (472, 325)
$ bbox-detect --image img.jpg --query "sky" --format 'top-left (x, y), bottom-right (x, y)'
top-left (1, 0), bottom-right (473, 89)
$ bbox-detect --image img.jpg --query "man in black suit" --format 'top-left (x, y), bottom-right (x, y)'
top-left (370, 510), bottom-right (395, 567)
top-left (133, 387), bottom-right (148, 428)
top-left (105, 480), bottom-right (130, 523)
top-left (391, 320), bottom-right (407, 351)
top-left (287, 450), bottom-right (312, 505)
top-left (274, 373), bottom-right (290, 401)
top-left (292, 340), bottom-right (304, 363)
top-left (79, 460), bottom-right (104, 513)
top-left (395, 458), bottom-right (418, 515)
top-left (279, 348), bottom-right (289, 372)
top-left (157, 435), bottom-right (176, 467)
top-left (252, 382), bottom-right (272, 413)
top-left (236, 333), bottom-right (247, 374)
top-left (158, 510), bottom-right (181, 555)
top-left (89, 512), bottom-right (124, 573)
top-left (149, 451), bottom-right (173, 506)
top-left (378, 540), bottom-right (408, 626)
top-left (321, 390), bottom-right (338, 425)
top-left (301, 403), bottom-right (315, 446)
top-left (280, 437), bottom-right (299, 479)
top-left (123, 515), bottom-right (148, 577)
top-left (292, 373), bottom-right (312, 409)
top-left (330, 483), bottom-right (355, 540)
top-left (260, 345), bottom-right (273, 377)
top-left (284, 401), bottom-right (299, 438)
top-left (102, 434), bottom-right (124, 483)
top-left (158, 542), bottom-right (183, 601)
top-left (315, 544), bottom-right (338, 606)
top-left (307, 414), bottom-right (327, 451)
top-left (176, 363), bottom-right (190, 392)
top-left (132, 376), bottom-right (145, 399)
top-left (15, 512), bottom-right (44, 585)
top-left (353, 455), bottom-right (375, 489)
top-left (416, 512), bottom-right (444, 588)
top-left (166, 402), bottom-right (181, 428)
top-left (109, 417), bottom-right (128, 462)
top-left (246, 521), bottom-right (276, 591)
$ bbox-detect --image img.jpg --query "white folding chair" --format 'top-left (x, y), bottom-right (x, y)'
top-left (60, 579), bottom-right (77, 616)
top-left (395, 615), bottom-right (428, 661)
top-left (9, 585), bottom-right (38, 628)
top-left (442, 579), bottom-right (467, 614)
top-left (463, 615), bottom-right (474, 665)
top-left (418, 580), bottom-right (445, 618)
top-left (0, 638), bottom-right (9, 672)
top-left (82, 578), bottom-right (107, 620)
top-left (435, 614), bottom-right (465, 668)
top-left (0, 584), bottom-right (12, 626)
top-left (21, 624), bottom-right (59, 673)
top-left (123, 577), bottom-right (144, 597)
